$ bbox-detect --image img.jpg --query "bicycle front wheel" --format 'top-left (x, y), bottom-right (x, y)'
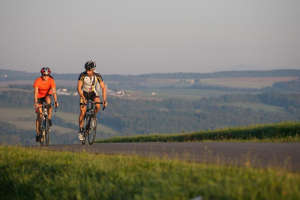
top-left (81, 130), bottom-right (87, 145)
top-left (40, 130), bottom-right (47, 146)
top-left (88, 116), bottom-right (97, 145)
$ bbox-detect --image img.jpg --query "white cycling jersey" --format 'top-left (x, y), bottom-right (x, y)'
top-left (78, 72), bottom-right (103, 96)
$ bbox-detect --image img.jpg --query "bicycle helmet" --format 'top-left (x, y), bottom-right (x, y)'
top-left (40, 67), bottom-right (51, 75)
top-left (84, 60), bottom-right (96, 70)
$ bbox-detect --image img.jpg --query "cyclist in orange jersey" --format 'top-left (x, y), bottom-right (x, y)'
top-left (33, 67), bottom-right (59, 142)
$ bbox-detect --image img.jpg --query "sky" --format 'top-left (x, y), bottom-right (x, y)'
top-left (0, 0), bottom-right (299, 75)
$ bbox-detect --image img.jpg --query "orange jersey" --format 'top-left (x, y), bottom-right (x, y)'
top-left (33, 77), bottom-right (56, 98)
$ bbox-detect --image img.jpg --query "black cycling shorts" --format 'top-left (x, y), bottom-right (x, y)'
top-left (38, 95), bottom-right (52, 104)
top-left (80, 91), bottom-right (99, 105)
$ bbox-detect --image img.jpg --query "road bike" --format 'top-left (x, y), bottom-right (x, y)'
top-left (39, 102), bottom-right (56, 146)
top-left (81, 99), bottom-right (104, 145)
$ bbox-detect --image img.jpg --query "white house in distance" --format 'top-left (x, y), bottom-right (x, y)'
top-left (57, 87), bottom-right (130, 97)
top-left (57, 88), bottom-right (71, 96)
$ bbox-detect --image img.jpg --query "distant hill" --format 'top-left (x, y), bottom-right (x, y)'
top-left (138, 69), bottom-right (300, 79)
top-left (1, 68), bottom-right (299, 91)
top-left (1, 68), bottom-right (300, 81)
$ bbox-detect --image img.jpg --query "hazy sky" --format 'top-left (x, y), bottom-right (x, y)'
top-left (0, 0), bottom-right (299, 74)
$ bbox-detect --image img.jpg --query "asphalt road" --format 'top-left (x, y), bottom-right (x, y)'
top-left (39, 142), bottom-right (300, 172)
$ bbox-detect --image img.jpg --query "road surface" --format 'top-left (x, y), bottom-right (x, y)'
top-left (38, 142), bottom-right (300, 172)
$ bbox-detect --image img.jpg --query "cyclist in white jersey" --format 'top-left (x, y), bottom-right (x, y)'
top-left (77, 60), bottom-right (107, 141)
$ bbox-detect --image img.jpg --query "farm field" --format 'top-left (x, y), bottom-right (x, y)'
top-left (199, 76), bottom-right (299, 88)
top-left (0, 107), bottom-right (117, 145)
top-left (0, 107), bottom-right (36, 131)
top-left (123, 76), bottom-right (299, 90)
top-left (0, 80), bottom-right (77, 88)
top-left (220, 102), bottom-right (285, 113)
top-left (0, 107), bottom-right (74, 134)
top-left (0, 107), bottom-right (116, 135)
top-left (136, 88), bottom-right (255, 100)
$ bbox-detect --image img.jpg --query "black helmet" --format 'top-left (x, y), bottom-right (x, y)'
top-left (84, 60), bottom-right (96, 70)
top-left (40, 67), bottom-right (51, 75)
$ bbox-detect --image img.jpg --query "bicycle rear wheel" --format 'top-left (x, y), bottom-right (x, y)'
top-left (81, 115), bottom-right (90, 145)
top-left (45, 128), bottom-right (50, 146)
top-left (40, 119), bottom-right (50, 146)
top-left (88, 116), bottom-right (97, 145)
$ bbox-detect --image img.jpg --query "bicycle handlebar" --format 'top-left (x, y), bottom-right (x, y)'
top-left (81, 92), bottom-right (106, 111)
top-left (41, 102), bottom-right (58, 112)
top-left (82, 101), bottom-right (106, 111)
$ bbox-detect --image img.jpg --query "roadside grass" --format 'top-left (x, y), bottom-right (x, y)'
top-left (199, 136), bottom-right (300, 143)
top-left (96, 122), bottom-right (300, 143)
top-left (1, 146), bottom-right (300, 200)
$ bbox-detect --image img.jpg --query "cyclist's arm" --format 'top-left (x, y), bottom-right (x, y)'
top-left (77, 80), bottom-right (84, 98)
top-left (34, 87), bottom-right (39, 105)
top-left (52, 87), bottom-right (58, 103)
top-left (50, 79), bottom-right (58, 106)
top-left (99, 80), bottom-right (107, 103)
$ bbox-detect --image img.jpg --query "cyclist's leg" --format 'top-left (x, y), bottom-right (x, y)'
top-left (45, 95), bottom-right (52, 119)
top-left (79, 95), bottom-right (87, 130)
top-left (79, 105), bottom-right (87, 128)
top-left (35, 114), bottom-right (39, 142)
top-left (94, 96), bottom-right (101, 114)
top-left (35, 99), bottom-right (43, 141)
top-left (35, 111), bottom-right (40, 135)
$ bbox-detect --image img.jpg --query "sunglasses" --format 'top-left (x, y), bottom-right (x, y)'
top-left (42, 74), bottom-right (49, 76)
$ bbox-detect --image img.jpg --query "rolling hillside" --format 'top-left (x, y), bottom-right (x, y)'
top-left (0, 69), bottom-right (299, 144)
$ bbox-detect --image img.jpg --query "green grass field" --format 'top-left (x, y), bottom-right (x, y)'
top-left (1, 146), bottom-right (300, 200)
top-left (97, 122), bottom-right (300, 143)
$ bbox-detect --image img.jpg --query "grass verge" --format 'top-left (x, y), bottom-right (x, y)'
top-left (96, 122), bottom-right (300, 143)
top-left (1, 146), bottom-right (300, 200)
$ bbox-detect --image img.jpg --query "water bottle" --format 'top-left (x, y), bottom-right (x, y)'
top-left (44, 107), bottom-right (48, 116)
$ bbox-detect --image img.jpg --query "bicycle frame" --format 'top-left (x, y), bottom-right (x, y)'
top-left (39, 102), bottom-right (51, 146)
top-left (81, 99), bottom-right (103, 145)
